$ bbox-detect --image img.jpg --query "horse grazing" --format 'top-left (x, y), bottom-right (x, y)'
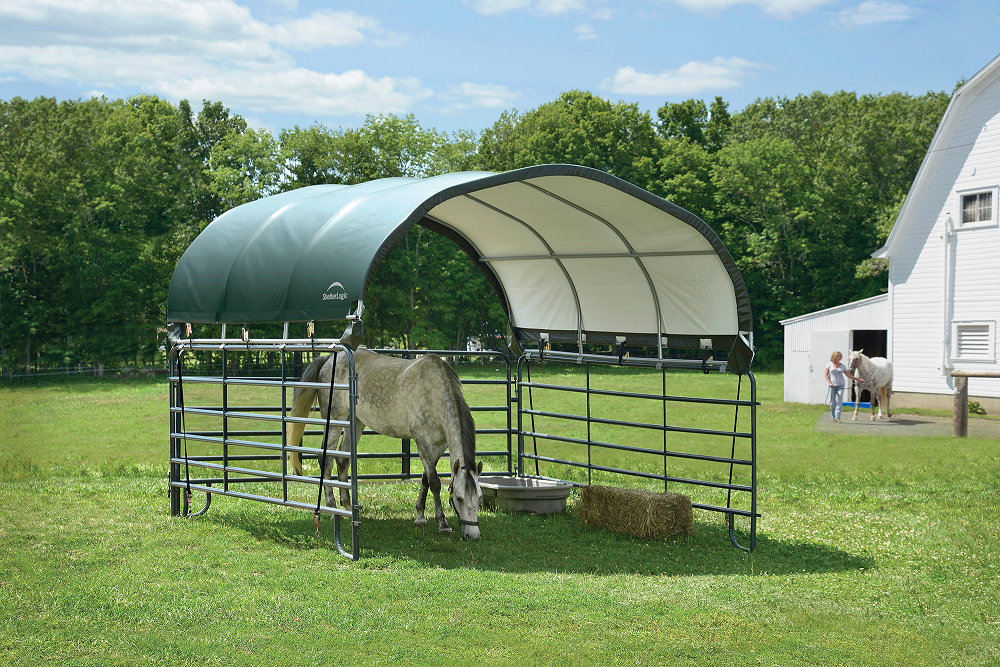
top-left (847, 350), bottom-right (893, 421)
top-left (285, 348), bottom-right (483, 541)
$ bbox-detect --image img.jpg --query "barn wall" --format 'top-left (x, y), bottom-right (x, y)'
top-left (781, 295), bottom-right (888, 403)
top-left (890, 66), bottom-right (1000, 402)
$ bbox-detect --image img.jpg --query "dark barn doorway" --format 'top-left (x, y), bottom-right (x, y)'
top-left (850, 329), bottom-right (887, 403)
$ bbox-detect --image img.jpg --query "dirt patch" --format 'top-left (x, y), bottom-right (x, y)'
top-left (814, 411), bottom-right (1000, 438)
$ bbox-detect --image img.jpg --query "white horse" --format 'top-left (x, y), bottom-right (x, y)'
top-left (285, 348), bottom-right (483, 541)
top-left (848, 350), bottom-right (893, 421)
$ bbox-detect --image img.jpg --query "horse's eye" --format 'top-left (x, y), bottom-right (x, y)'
top-left (455, 497), bottom-right (463, 504)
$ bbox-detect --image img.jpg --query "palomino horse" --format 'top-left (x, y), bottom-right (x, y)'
top-left (848, 350), bottom-right (893, 421)
top-left (286, 348), bottom-right (483, 541)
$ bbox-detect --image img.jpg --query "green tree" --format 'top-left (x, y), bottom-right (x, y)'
top-left (712, 137), bottom-right (823, 364)
top-left (477, 90), bottom-right (659, 189)
top-left (648, 137), bottom-right (716, 219)
top-left (0, 97), bottom-right (109, 374)
top-left (656, 96), bottom-right (731, 153)
top-left (714, 89), bottom-right (949, 363)
top-left (206, 127), bottom-right (283, 209)
top-left (1, 94), bottom-right (252, 376)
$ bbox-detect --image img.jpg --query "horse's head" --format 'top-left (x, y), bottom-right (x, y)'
top-left (450, 459), bottom-right (484, 541)
top-left (848, 349), bottom-right (864, 370)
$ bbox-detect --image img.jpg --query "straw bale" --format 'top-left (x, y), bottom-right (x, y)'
top-left (579, 485), bottom-right (692, 539)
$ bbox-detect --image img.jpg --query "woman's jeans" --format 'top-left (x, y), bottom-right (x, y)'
top-left (830, 386), bottom-right (844, 420)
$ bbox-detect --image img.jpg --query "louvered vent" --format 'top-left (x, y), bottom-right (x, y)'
top-left (956, 324), bottom-right (992, 358)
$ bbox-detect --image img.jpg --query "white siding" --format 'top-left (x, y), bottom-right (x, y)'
top-left (890, 70), bottom-right (1000, 399)
top-left (781, 295), bottom-right (889, 403)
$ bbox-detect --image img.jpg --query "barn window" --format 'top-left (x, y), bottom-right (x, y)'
top-left (952, 321), bottom-right (995, 361)
top-left (960, 190), bottom-right (995, 226)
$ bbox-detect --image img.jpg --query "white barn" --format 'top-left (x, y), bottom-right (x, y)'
top-left (781, 295), bottom-right (888, 405)
top-left (784, 53), bottom-right (1000, 412)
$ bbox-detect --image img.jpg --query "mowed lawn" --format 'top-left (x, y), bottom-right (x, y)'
top-left (2, 365), bottom-right (999, 666)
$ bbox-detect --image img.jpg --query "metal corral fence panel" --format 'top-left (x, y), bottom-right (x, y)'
top-left (169, 340), bottom-right (757, 555)
top-left (168, 340), bottom-right (515, 560)
top-left (516, 348), bottom-right (758, 551)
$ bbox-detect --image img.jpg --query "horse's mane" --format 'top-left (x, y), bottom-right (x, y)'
top-left (443, 363), bottom-right (477, 468)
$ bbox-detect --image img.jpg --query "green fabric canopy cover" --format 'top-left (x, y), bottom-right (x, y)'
top-left (167, 164), bottom-right (753, 354)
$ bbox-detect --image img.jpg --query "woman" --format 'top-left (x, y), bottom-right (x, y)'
top-left (825, 351), bottom-right (864, 422)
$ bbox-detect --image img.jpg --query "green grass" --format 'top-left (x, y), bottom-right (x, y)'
top-left (2, 369), bottom-right (999, 666)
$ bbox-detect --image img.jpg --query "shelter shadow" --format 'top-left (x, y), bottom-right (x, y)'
top-left (205, 506), bottom-right (873, 577)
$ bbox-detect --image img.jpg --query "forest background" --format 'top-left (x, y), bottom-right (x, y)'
top-left (0, 86), bottom-right (952, 377)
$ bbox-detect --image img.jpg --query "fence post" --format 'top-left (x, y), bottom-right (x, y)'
top-left (953, 375), bottom-right (968, 438)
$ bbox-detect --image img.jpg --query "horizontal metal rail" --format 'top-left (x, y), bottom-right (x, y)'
top-left (518, 380), bottom-right (757, 408)
top-left (518, 474), bottom-right (758, 519)
top-left (518, 428), bottom-right (753, 466)
top-left (520, 453), bottom-right (754, 494)
top-left (524, 348), bottom-right (730, 372)
top-left (170, 481), bottom-right (352, 518)
top-left (520, 407), bottom-right (753, 440)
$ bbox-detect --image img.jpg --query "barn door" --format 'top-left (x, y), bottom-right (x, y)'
top-left (809, 331), bottom-right (850, 404)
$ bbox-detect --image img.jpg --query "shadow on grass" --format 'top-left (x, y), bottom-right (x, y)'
top-left (203, 502), bottom-right (872, 577)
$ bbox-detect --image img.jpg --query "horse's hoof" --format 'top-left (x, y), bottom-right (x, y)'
top-left (414, 517), bottom-right (427, 527)
top-left (438, 526), bottom-right (454, 535)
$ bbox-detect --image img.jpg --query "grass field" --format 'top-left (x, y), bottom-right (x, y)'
top-left (2, 367), bottom-right (999, 666)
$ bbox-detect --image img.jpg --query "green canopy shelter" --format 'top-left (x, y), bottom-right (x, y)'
top-left (167, 164), bottom-right (753, 365)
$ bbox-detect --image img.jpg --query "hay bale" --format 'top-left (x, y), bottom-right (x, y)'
top-left (579, 485), bottom-right (692, 539)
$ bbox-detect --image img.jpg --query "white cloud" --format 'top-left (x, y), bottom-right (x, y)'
top-left (160, 69), bottom-right (432, 116)
top-left (261, 11), bottom-right (383, 50)
top-left (466, 0), bottom-right (532, 15)
top-left (574, 23), bottom-right (599, 40)
top-left (0, 0), bottom-right (425, 117)
top-left (602, 57), bottom-right (762, 96)
top-left (535, 0), bottom-right (589, 15)
top-left (466, 0), bottom-right (607, 17)
top-left (838, 1), bottom-right (921, 27)
top-left (438, 82), bottom-right (522, 112)
top-left (668, 0), bottom-right (834, 19)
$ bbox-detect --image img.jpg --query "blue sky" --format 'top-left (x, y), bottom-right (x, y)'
top-left (1, 0), bottom-right (997, 135)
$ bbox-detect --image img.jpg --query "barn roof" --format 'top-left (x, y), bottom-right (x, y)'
top-left (166, 164), bottom-right (753, 351)
top-left (873, 53), bottom-right (1000, 261)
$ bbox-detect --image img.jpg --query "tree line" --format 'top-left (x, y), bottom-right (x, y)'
top-left (0, 86), bottom-right (950, 377)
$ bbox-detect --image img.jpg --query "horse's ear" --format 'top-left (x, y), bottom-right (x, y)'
top-left (858, 348), bottom-right (864, 355)
top-left (476, 460), bottom-right (483, 477)
top-left (452, 459), bottom-right (460, 477)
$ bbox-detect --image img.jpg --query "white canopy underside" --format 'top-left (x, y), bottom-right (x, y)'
top-left (426, 175), bottom-right (739, 340)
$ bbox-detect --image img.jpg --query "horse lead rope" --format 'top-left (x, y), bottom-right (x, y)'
top-left (314, 351), bottom-right (339, 540)
top-left (725, 374), bottom-right (743, 519)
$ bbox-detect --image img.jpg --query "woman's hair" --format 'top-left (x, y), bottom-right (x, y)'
top-left (830, 351), bottom-right (842, 362)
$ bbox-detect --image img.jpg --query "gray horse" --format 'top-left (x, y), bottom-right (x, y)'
top-left (285, 348), bottom-right (483, 541)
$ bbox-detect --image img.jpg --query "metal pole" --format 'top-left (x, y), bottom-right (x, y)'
top-left (169, 348), bottom-right (181, 516)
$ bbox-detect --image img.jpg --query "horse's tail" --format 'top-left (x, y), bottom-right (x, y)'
top-left (286, 354), bottom-right (326, 476)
